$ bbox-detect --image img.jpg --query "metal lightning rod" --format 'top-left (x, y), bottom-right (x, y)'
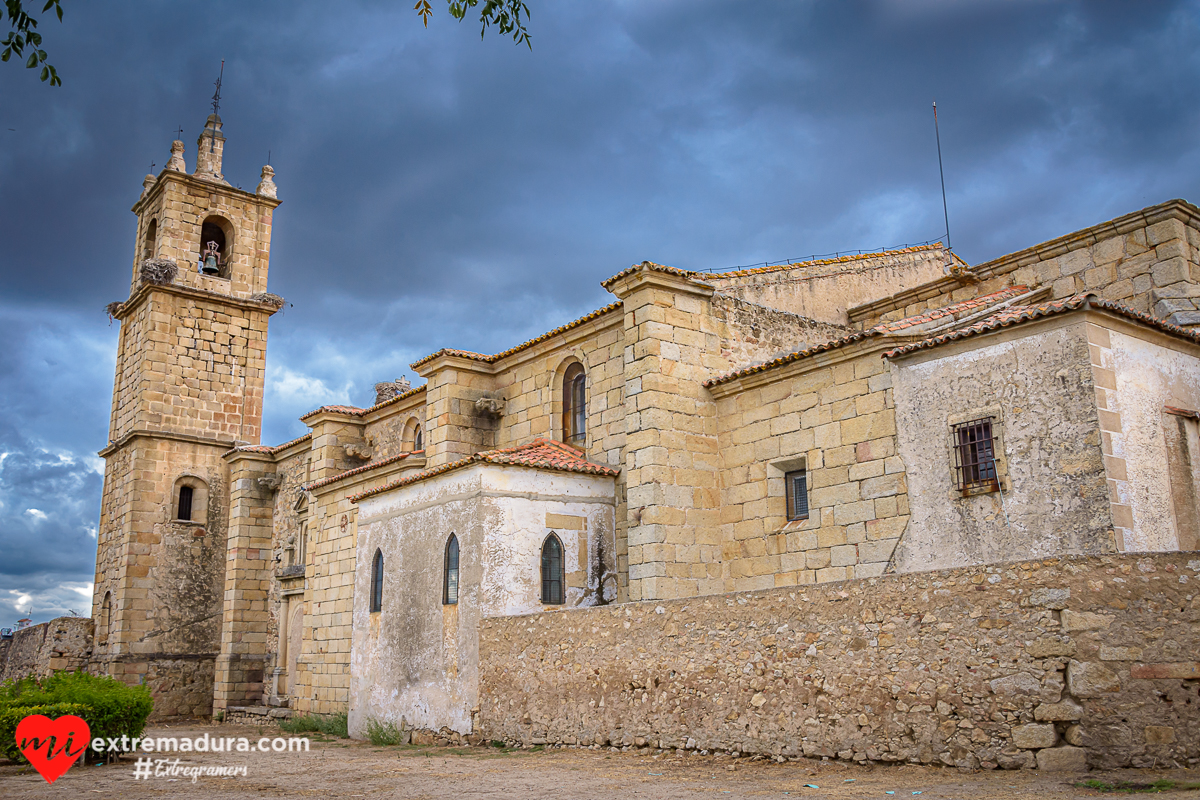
top-left (933, 101), bottom-right (951, 252)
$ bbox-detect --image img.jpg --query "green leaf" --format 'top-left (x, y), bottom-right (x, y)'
top-left (24, 50), bottom-right (35, 67)
top-left (27, 30), bottom-right (39, 45)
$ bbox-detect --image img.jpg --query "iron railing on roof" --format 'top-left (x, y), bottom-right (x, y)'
top-left (694, 235), bottom-right (950, 274)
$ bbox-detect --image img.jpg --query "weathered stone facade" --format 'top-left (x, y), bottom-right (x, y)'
top-left (477, 553), bottom-right (1200, 771)
top-left (89, 113), bottom-right (1200, 766)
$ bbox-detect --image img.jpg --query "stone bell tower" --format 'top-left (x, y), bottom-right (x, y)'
top-left (91, 112), bottom-right (282, 718)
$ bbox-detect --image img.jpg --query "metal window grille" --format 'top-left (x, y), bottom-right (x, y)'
top-left (952, 417), bottom-right (999, 492)
top-left (785, 470), bottom-right (809, 520)
top-left (177, 485), bottom-right (193, 521)
top-left (444, 535), bottom-right (459, 605)
top-left (370, 550), bottom-right (384, 612)
top-left (541, 535), bottom-right (564, 605)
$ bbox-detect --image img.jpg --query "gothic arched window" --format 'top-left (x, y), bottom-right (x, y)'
top-left (444, 534), bottom-right (459, 605)
top-left (541, 534), bottom-right (564, 605)
top-left (370, 549), bottom-right (384, 612)
top-left (562, 362), bottom-right (586, 446)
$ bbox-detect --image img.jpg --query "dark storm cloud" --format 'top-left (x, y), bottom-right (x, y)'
top-left (2, 0), bottom-right (1199, 622)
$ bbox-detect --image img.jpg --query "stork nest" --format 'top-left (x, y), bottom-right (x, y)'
top-left (104, 301), bottom-right (124, 322)
top-left (139, 258), bottom-right (178, 285)
top-left (250, 292), bottom-right (286, 308)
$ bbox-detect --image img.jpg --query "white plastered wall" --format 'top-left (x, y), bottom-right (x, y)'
top-left (348, 463), bottom-right (615, 738)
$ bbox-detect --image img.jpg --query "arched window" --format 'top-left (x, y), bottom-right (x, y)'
top-left (443, 534), bottom-right (459, 605)
top-left (404, 417), bottom-right (424, 452)
top-left (541, 534), bottom-right (564, 605)
top-left (370, 549), bottom-right (384, 612)
top-left (562, 362), bottom-right (586, 446)
top-left (142, 219), bottom-right (157, 262)
top-left (198, 215), bottom-right (233, 278)
top-left (171, 475), bottom-right (208, 524)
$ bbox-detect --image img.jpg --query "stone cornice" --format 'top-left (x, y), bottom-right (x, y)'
top-left (603, 263), bottom-right (716, 301)
top-left (132, 168), bottom-right (281, 214)
top-left (110, 281), bottom-right (284, 322)
top-left (100, 428), bottom-right (241, 458)
top-left (705, 336), bottom-right (901, 399)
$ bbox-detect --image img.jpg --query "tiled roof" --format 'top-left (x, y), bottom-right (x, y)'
top-left (305, 450), bottom-right (423, 492)
top-left (883, 295), bottom-right (1200, 359)
top-left (410, 303), bottom-right (622, 369)
top-left (704, 331), bottom-right (880, 388)
top-left (600, 261), bottom-right (699, 290)
top-left (223, 432), bottom-right (312, 458)
top-left (350, 438), bottom-right (619, 503)
top-left (704, 245), bottom-right (965, 279)
top-left (704, 285), bottom-right (1040, 387)
top-left (871, 286), bottom-right (1031, 333)
top-left (299, 385), bottom-right (427, 422)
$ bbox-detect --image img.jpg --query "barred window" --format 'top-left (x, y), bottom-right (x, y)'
top-left (541, 534), bottom-right (564, 605)
top-left (952, 417), bottom-right (999, 492)
top-left (370, 549), bottom-right (384, 612)
top-left (785, 470), bottom-right (809, 520)
top-left (444, 534), bottom-right (459, 605)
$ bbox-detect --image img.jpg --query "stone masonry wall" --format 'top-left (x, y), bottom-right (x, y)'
top-left (711, 293), bottom-right (851, 371)
top-left (713, 339), bottom-right (906, 592)
top-left (852, 201), bottom-right (1200, 330)
top-left (0, 618), bottom-right (93, 683)
top-left (478, 553), bottom-right (1200, 771)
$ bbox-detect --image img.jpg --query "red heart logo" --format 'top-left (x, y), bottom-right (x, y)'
top-left (15, 714), bottom-right (91, 784)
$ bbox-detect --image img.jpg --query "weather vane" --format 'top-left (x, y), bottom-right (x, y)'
top-left (211, 59), bottom-right (224, 116)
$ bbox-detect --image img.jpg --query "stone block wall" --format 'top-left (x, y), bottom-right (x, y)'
top-left (710, 293), bottom-right (852, 370)
top-left (712, 339), bottom-right (906, 591)
top-left (851, 200), bottom-right (1200, 330)
top-left (477, 553), bottom-right (1200, 770)
top-left (0, 618), bottom-right (93, 683)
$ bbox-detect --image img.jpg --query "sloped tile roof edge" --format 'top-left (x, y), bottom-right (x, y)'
top-left (704, 331), bottom-right (880, 388)
top-left (882, 295), bottom-right (1200, 359)
top-left (304, 450), bottom-right (422, 492)
top-left (410, 302), bottom-right (623, 370)
top-left (350, 438), bottom-right (619, 503)
top-left (299, 385), bottom-right (427, 422)
top-left (223, 432), bottom-right (313, 458)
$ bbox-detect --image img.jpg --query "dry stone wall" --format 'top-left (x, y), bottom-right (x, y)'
top-left (478, 553), bottom-right (1200, 771)
top-left (0, 618), bottom-right (93, 682)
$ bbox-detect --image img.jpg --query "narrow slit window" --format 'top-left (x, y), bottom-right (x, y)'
top-left (541, 534), bottom-right (564, 605)
top-left (177, 485), bottom-right (194, 521)
top-left (953, 417), bottom-right (998, 491)
top-left (562, 363), bottom-right (586, 446)
top-left (785, 470), bottom-right (808, 521)
top-left (444, 534), bottom-right (459, 605)
top-left (370, 549), bottom-right (383, 612)
top-left (414, 425), bottom-right (423, 452)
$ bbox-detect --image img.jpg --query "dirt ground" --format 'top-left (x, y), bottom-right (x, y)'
top-left (2, 723), bottom-right (1198, 799)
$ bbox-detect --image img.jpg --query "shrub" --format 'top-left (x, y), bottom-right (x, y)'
top-left (278, 712), bottom-right (348, 738)
top-left (365, 717), bottom-right (403, 746)
top-left (0, 672), bottom-right (153, 762)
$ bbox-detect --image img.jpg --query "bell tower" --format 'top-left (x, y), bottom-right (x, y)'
top-left (92, 112), bottom-right (282, 718)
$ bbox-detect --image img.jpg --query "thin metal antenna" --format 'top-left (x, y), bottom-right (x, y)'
top-left (175, 125), bottom-right (183, 140)
top-left (267, 149), bottom-right (271, 166)
top-left (933, 101), bottom-right (951, 251)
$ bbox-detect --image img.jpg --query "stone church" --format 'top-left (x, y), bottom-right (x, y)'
top-left (90, 113), bottom-right (1200, 763)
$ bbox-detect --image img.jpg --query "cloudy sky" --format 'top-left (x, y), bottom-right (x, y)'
top-left (2, 0), bottom-right (1199, 625)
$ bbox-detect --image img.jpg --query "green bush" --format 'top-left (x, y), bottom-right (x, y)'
top-left (278, 711), bottom-right (349, 738)
top-left (0, 702), bottom-right (89, 762)
top-left (0, 672), bottom-right (154, 762)
top-left (364, 717), bottom-right (403, 746)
